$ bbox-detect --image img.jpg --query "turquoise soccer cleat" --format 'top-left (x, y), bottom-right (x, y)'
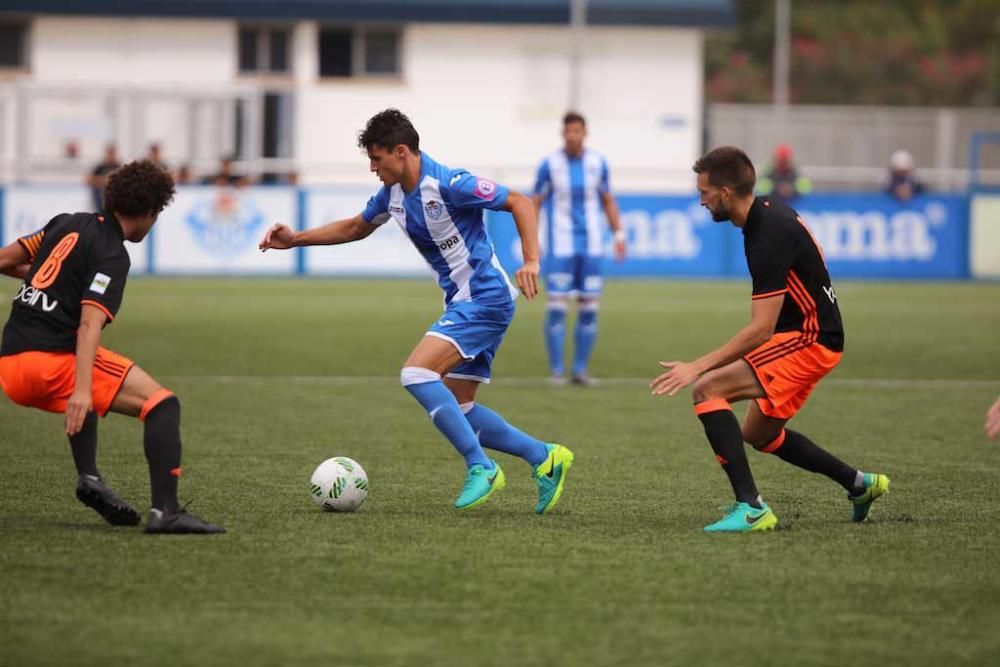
top-left (703, 501), bottom-right (778, 533)
top-left (454, 460), bottom-right (505, 510)
top-left (849, 472), bottom-right (890, 522)
top-left (533, 444), bottom-right (575, 514)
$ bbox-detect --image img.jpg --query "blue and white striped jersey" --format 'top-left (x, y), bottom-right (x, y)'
top-left (362, 152), bottom-right (518, 306)
top-left (534, 149), bottom-right (610, 258)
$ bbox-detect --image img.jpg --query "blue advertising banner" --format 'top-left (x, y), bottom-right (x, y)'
top-left (488, 194), bottom-right (732, 278)
top-left (489, 193), bottom-right (970, 280)
top-left (726, 194), bottom-right (969, 280)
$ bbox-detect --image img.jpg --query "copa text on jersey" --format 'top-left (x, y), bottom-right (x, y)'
top-left (14, 284), bottom-right (58, 312)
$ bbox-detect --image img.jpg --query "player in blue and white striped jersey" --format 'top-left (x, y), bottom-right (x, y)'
top-left (532, 111), bottom-right (624, 386)
top-left (259, 109), bottom-right (574, 514)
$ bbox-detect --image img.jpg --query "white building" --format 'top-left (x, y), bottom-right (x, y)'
top-left (0, 1), bottom-right (733, 192)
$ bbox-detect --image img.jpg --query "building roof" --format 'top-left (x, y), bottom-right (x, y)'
top-left (4, 1), bottom-right (735, 27)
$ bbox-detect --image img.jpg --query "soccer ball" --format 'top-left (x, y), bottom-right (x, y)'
top-left (309, 457), bottom-right (369, 512)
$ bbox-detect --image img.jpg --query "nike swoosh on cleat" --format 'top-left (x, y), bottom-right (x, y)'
top-left (745, 511), bottom-right (767, 525)
top-left (545, 461), bottom-right (557, 479)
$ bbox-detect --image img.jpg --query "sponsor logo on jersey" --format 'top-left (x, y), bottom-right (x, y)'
top-left (14, 284), bottom-right (58, 312)
top-left (473, 178), bottom-right (497, 199)
top-left (89, 272), bottom-right (111, 295)
top-left (437, 234), bottom-right (461, 251)
top-left (389, 205), bottom-right (405, 214)
top-left (184, 190), bottom-right (266, 259)
top-left (424, 200), bottom-right (444, 221)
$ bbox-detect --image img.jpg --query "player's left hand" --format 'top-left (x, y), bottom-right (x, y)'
top-left (986, 397), bottom-right (1000, 439)
top-left (65, 388), bottom-right (93, 435)
top-left (650, 361), bottom-right (699, 396)
top-left (516, 260), bottom-right (540, 300)
top-left (614, 238), bottom-right (627, 262)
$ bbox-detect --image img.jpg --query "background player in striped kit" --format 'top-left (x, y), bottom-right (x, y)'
top-left (532, 111), bottom-right (625, 386)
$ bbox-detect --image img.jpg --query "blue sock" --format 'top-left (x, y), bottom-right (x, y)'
top-left (545, 303), bottom-right (567, 374)
top-left (401, 367), bottom-right (491, 469)
top-left (462, 403), bottom-right (548, 466)
top-left (572, 303), bottom-right (599, 375)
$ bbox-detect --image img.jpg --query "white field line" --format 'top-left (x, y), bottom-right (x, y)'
top-left (161, 376), bottom-right (1000, 390)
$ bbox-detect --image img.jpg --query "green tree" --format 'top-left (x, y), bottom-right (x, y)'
top-left (705, 0), bottom-right (1000, 106)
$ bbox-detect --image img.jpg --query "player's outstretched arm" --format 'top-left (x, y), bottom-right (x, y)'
top-left (986, 397), bottom-right (1000, 439)
top-left (650, 294), bottom-right (783, 396)
top-left (0, 240), bottom-right (30, 279)
top-left (601, 191), bottom-right (626, 262)
top-left (258, 213), bottom-right (376, 252)
top-left (502, 190), bottom-right (540, 300)
top-left (67, 305), bottom-right (107, 435)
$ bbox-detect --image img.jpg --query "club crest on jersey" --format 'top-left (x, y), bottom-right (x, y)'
top-left (473, 178), bottom-right (497, 199)
top-left (184, 190), bottom-right (266, 259)
top-left (424, 200), bottom-right (444, 221)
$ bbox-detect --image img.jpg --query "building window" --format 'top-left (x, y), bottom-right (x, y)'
top-left (0, 20), bottom-right (28, 69)
top-left (238, 25), bottom-right (291, 74)
top-left (319, 26), bottom-right (401, 78)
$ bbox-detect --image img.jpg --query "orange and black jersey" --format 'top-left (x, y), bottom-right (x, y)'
top-left (744, 196), bottom-right (844, 352)
top-left (1, 212), bottom-right (130, 356)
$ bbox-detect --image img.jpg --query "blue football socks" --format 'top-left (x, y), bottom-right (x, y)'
top-left (402, 367), bottom-right (492, 469)
top-left (544, 303), bottom-right (567, 375)
top-left (572, 304), bottom-right (598, 376)
top-left (462, 403), bottom-right (548, 466)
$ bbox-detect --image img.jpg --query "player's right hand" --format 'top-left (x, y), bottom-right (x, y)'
top-left (259, 223), bottom-right (296, 251)
top-left (986, 397), bottom-right (1000, 439)
top-left (65, 387), bottom-right (93, 436)
top-left (515, 260), bottom-right (540, 300)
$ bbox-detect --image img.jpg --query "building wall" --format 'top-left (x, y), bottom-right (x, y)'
top-left (31, 17), bottom-right (236, 84)
top-left (13, 17), bottom-right (704, 192)
top-left (295, 24), bottom-right (703, 192)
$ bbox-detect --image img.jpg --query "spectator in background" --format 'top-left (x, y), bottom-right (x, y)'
top-left (86, 143), bottom-right (121, 211)
top-left (757, 144), bottom-right (811, 203)
top-left (885, 150), bottom-right (924, 202)
top-left (202, 155), bottom-right (249, 187)
top-left (175, 164), bottom-right (194, 185)
top-left (64, 140), bottom-right (80, 161)
top-left (146, 143), bottom-right (169, 172)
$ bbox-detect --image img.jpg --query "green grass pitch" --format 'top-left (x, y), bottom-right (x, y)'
top-left (1, 278), bottom-right (999, 666)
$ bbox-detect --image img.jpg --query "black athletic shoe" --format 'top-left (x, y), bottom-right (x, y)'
top-left (144, 508), bottom-right (225, 535)
top-left (75, 475), bottom-right (142, 527)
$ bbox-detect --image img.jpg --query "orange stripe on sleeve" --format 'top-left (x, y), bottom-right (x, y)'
top-left (694, 398), bottom-right (731, 416)
top-left (81, 300), bottom-right (114, 322)
top-left (761, 429), bottom-right (787, 453)
top-left (139, 389), bottom-right (175, 421)
top-left (752, 288), bottom-right (788, 300)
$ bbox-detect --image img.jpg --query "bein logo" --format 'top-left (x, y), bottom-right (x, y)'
top-left (14, 284), bottom-right (58, 312)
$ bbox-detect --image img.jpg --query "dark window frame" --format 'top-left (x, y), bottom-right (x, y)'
top-left (318, 24), bottom-right (402, 79)
top-left (237, 23), bottom-right (293, 75)
top-left (0, 19), bottom-right (29, 71)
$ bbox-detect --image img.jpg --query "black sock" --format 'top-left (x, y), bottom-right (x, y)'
top-left (770, 429), bottom-right (858, 493)
top-left (69, 412), bottom-right (100, 478)
top-left (697, 406), bottom-right (760, 507)
top-left (143, 396), bottom-right (182, 512)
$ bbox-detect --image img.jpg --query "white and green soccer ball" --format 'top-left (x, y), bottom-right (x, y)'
top-left (309, 457), bottom-right (369, 512)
